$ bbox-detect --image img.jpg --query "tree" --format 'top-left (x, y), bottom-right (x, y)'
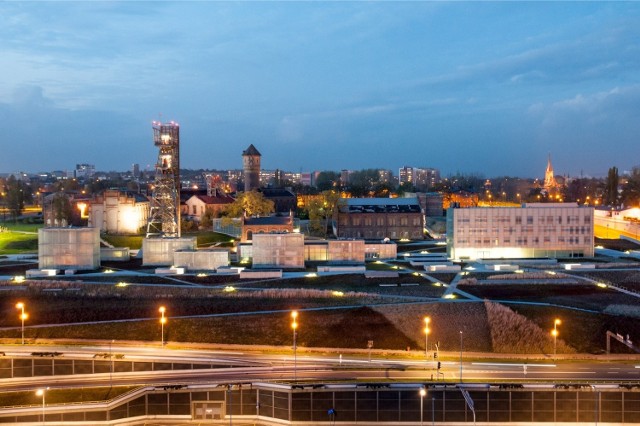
top-left (315, 171), bottom-right (339, 191)
top-left (52, 193), bottom-right (73, 226)
top-left (603, 166), bottom-right (619, 207)
top-left (200, 207), bottom-right (214, 229)
top-left (305, 190), bottom-right (340, 237)
top-left (347, 169), bottom-right (381, 197)
top-left (5, 176), bottom-right (25, 222)
top-left (222, 191), bottom-right (275, 218)
top-left (621, 167), bottom-right (640, 208)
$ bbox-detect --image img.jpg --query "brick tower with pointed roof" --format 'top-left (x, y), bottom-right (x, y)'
top-left (242, 144), bottom-right (262, 192)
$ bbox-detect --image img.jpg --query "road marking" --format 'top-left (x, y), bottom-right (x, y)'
top-left (472, 362), bottom-right (556, 368)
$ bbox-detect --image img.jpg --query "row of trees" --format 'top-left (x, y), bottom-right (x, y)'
top-left (602, 166), bottom-right (640, 208)
top-left (0, 176), bottom-right (33, 222)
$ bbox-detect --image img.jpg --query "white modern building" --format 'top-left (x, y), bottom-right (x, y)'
top-left (38, 227), bottom-right (101, 270)
top-left (446, 203), bottom-right (594, 260)
top-left (252, 233), bottom-right (305, 269)
top-left (240, 235), bottom-right (397, 268)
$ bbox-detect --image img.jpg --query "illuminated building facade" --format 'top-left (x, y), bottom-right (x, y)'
top-left (74, 163), bottom-right (95, 179)
top-left (89, 190), bottom-right (150, 235)
top-left (334, 198), bottom-right (424, 240)
top-left (184, 192), bottom-right (234, 222)
top-left (446, 203), bottom-right (594, 260)
top-left (241, 215), bottom-right (294, 242)
top-left (399, 166), bottom-right (440, 190)
top-left (146, 121), bottom-right (180, 237)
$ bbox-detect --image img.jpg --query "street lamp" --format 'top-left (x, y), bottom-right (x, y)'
top-left (109, 339), bottom-right (115, 387)
top-left (552, 318), bottom-right (561, 357)
top-left (291, 310), bottom-right (298, 381)
top-left (419, 387), bottom-right (426, 426)
top-left (16, 302), bottom-right (28, 345)
top-left (35, 387), bottom-right (48, 425)
top-left (423, 316), bottom-right (431, 358)
top-left (459, 331), bottom-right (463, 383)
top-left (159, 306), bottom-right (167, 347)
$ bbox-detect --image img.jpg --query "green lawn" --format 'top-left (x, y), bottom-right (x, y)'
top-left (0, 222), bottom-right (42, 233)
top-left (0, 231), bottom-right (38, 254)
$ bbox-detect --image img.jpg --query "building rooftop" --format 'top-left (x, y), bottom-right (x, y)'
top-left (338, 197), bottom-right (421, 213)
top-left (244, 215), bottom-right (293, 226)
top-left (242, 144), bottom-right (261, 157)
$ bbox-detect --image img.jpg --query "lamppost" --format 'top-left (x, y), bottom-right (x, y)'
top-left (35, 387), bottom-right (48, 425)
top-left (109, 339), bottom-right (115, 387)
top-left (432, 397), bottom-right (435, 426)
top-left (459, 331), bottom-right (463, 383)
top-left (419, 387), bottom-right (426, 426)
top-left (291, 310), bottom-right (298, 381)
top-left (159, 306), bottom-right (167, 347)
top-left (423, 316), bottom-right (431, 358)
top-left (16, 302), bottom-right (28, 345)
top-left (552, 318), bottom-right (561, 358)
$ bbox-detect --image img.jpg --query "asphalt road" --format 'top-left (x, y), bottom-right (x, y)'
top-left (1, 343), bottom-right (639, 393)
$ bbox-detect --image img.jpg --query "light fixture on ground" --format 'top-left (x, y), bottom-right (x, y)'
top-left (552, 318), bottom-right (561, 357)
top-left (159, 306), bottom-right (167, 347)
top-left (423, 316), bottom-right (431, 358)
top-left (35, 387), bottom-right (48, 425)
top-left (291, 310), bottom-right (298, 381)
top-left (15, 302), bottom-right (28, 345)
top-left (419, 387), bottom-right (426, 426)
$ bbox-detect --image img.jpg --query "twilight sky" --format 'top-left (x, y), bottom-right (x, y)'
top-left (1, 2), bottom-right (639, 179)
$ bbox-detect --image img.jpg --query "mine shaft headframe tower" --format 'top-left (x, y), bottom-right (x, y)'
top-left (146, 121), bottom-right (181, 238)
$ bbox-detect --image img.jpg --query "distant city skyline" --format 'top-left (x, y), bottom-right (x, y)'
top-left (1, 2), bottom-right (639, 178)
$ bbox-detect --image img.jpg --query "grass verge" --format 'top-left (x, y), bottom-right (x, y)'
top-left (0, 386), bottom-right (138, 408)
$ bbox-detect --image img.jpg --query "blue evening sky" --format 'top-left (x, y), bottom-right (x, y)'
top-left (1, 1), bottom-right (639, 178)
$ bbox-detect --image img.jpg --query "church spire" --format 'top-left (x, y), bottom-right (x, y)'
top-left (544, 153), bottom-right (558, 192)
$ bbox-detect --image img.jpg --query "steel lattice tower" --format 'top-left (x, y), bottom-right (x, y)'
top-left (146, 121), bottom-right (181, 237)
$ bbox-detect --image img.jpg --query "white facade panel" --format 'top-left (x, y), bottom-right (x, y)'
top-left (38, 227), bottom-right (100, 270)
top-left (173, 250), bottom-right (230, 271)
top-left (142, 237), bottom-right (197, 266)
top-left (252, 233), bottom-right (305, 269)
top-left (447, 205), bottom-right (594, 260)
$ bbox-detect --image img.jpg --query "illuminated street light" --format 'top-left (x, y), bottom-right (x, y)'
top-left (35, 387), bottom-right (48, 425)
top-left (291, 311), bottom-right (298, 381)
top-left (159, 306), bottom-right (167, 347)
top-left (16, 302), bottom-right (28, 345)
top-left (423, 316), bottom-right (431, 358)
top-left (419, 387), bottom-right (426, 426)
top-left (552, 319), bottom-right (561, 358)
